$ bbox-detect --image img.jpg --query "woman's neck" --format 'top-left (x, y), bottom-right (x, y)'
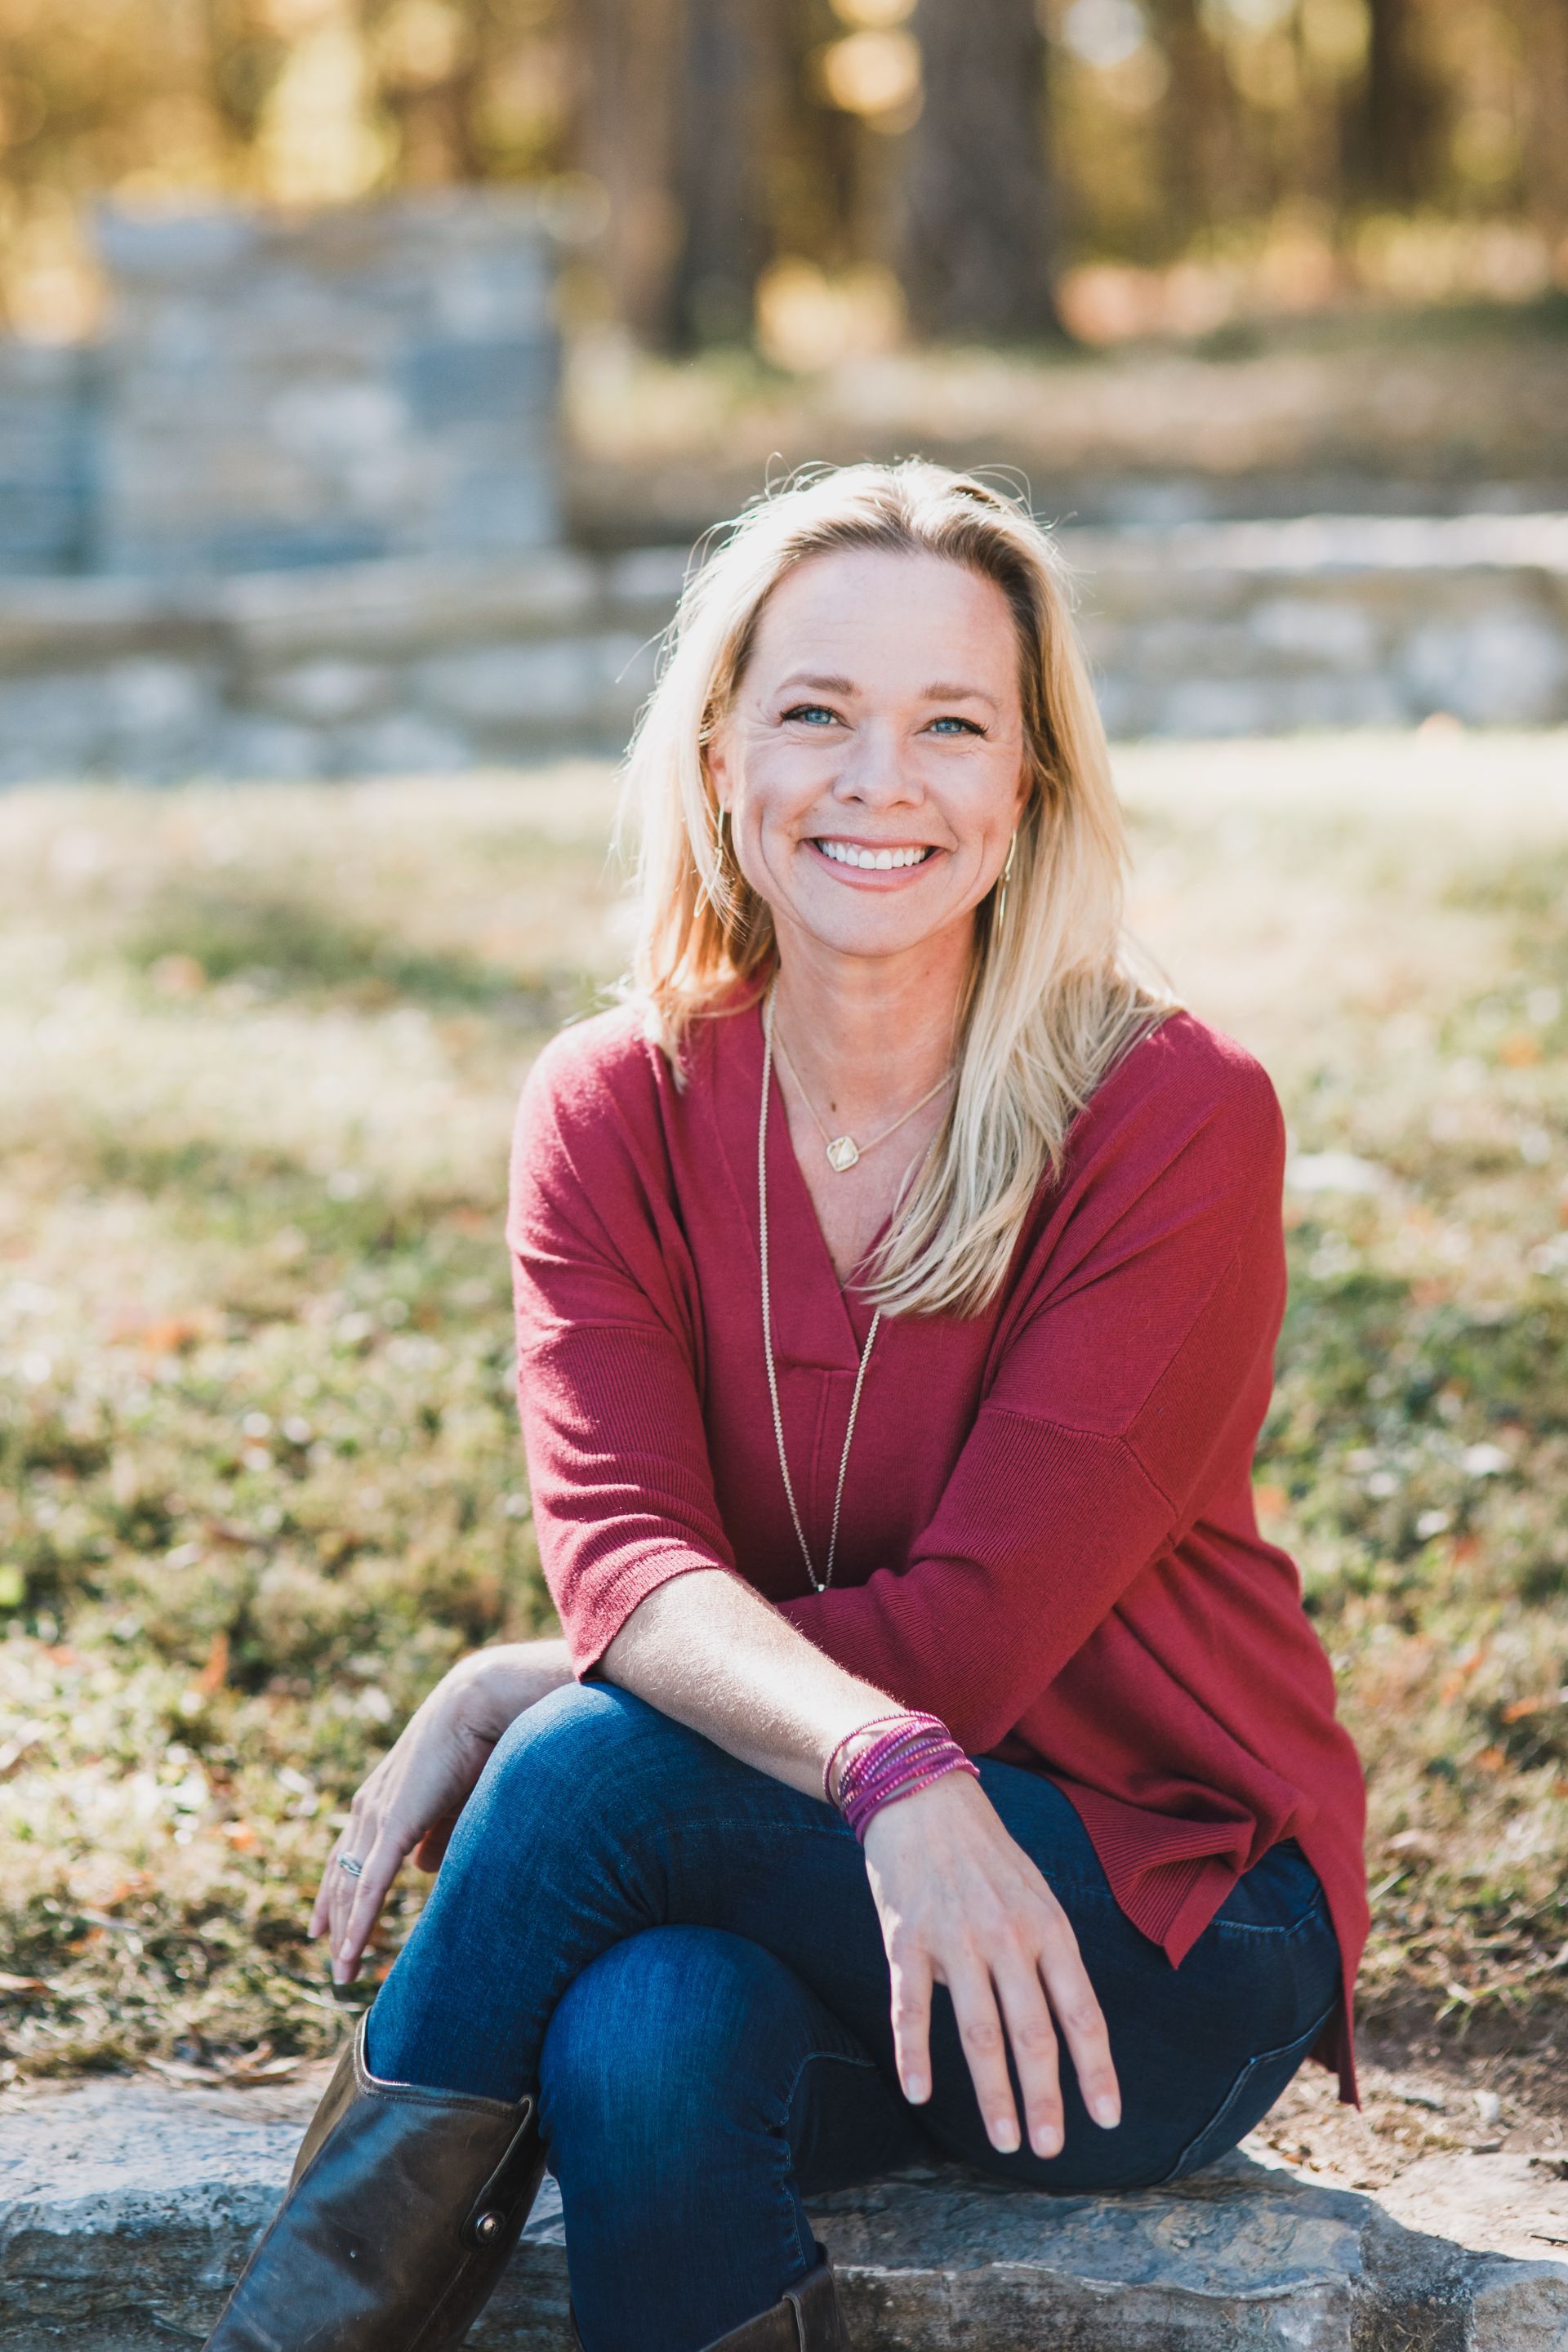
top-left (769, 923), bottom-right (969, 1128)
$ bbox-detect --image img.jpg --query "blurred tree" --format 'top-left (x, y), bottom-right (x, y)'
top-left (0, 0), bottom-right (1562, 346)
top-left (1519, 0), bottom-right (1568, 233)
top-left (571, 0), bottom-right (777, 348)
top-left (572, 0), bottom-right (683, 340)
top-left (900, 0), bottom-right (1062, 336)
top-left (669, 0), bottom-right (780, 344)
top-left (1143, 0), bottom-right (1242, 246)
top-left (1348, 0), bottom-right (1441, 203)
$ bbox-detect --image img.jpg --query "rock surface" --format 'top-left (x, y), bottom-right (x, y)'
top-left (4, 2073), bottom-right (1568, 2350)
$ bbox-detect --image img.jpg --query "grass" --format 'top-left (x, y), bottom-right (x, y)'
top-left (563, 310), bottom-right (1568, 547)
top-left (2, 734), bottom-right (1568, 2088)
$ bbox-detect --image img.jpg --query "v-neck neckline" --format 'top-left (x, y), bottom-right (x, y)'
top-left (706, 993), bottom-right (882, 1370)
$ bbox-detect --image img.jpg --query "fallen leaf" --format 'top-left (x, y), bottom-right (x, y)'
top-left (145, 2056), bottom-right (221, 2085)
top-left (230, 2053), bottom-right (302, 2082)
top-left (198, 1628), bottom-right (229, 1697)
top-left (0, 1973), bottom-right (53, 1998)
top-left (149, 952), bottom-right (207, 997)
top-left (223, 1820), bottom-right (259, 1851)
top-left (0, 1722), bottom-right (46, 1779)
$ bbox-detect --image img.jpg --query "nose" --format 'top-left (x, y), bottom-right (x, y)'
top-left (831, 716), bottom-right (920, 808)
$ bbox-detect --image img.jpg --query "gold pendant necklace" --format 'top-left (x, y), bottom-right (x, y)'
top-left (760, 983), bottom-right (880, 1592)
top-left (769, 1009), bottom-right (952, 1175)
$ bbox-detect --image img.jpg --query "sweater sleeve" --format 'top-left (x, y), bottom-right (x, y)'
top-left (506, 1026), bottom-right (742, 1674)
top-left (777, 1049), bottom-right (1290, 1753)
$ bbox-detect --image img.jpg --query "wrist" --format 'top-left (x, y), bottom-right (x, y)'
top-left (826, 1709), bottom-right (979, 1839)
top-left (448, 1640), bottom-right (572, 1744)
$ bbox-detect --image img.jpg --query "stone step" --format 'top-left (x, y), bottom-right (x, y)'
top-left (3, 2073), bottom-right (1567, 2350)
top-left (0, 515), bottom-right (1561, 780)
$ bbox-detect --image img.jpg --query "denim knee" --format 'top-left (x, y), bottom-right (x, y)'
top-left (540, 1927), bottom-right (781, 2172)
top-left (451, 1682), bottom-right (670, 1873)
top-left (549, 1931), bottom-right (855, 2352)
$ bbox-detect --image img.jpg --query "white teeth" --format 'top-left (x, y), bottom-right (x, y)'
top-left (816, 840), bottom-right (929, 870)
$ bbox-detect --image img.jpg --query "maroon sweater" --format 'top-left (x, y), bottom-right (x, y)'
top-left (506, 995), bottom-right (1369, 2100)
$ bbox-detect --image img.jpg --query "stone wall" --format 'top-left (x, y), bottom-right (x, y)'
top-left (0, 516), bottom-right (1561, 781)
top-left (6, 2071), bottom-right (1568, 2350)
top-left (0, 194), bottom-right (559, 581)
top-left (0, 342), bottom-right (91, 577)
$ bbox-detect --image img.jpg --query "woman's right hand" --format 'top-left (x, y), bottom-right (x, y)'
top-left (310, 1637), bottom-right (572, 1984)
top-left (860, 1767), bottom-right (1121, 2161)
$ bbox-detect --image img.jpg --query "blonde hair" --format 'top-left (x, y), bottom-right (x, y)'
top-left (623, 460), bottom-right (1173, 1317)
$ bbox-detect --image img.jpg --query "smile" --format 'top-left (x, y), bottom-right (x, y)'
top-left (810, 840), bottom-right (937, 871)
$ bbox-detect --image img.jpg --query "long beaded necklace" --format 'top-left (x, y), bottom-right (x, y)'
top-left (759, 981), bottom-right (881, 1593)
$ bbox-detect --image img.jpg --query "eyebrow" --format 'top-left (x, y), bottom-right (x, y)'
top-left (776, 670), bottom-right (999, 710)
top-left (777, 672), bottom-right (858, 697)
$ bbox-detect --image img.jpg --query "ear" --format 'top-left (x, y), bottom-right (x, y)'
top-left (706, 724), bottom-right (733, 814)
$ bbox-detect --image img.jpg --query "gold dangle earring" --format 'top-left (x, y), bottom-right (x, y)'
top-left (707, 805), bottom-right (733, 910)
top-left (714, 805), bottom-right (752, 950)
top-left (994, 830), bottom-right (1018, 935)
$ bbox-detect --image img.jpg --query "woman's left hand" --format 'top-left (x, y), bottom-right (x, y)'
top-left (861, 1768), bottom-right (1121, 2160)
top-left (311, 1638), bottom-right (572, 1984)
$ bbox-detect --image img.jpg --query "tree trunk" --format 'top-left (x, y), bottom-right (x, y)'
top-left (572, 0), bottom-right (777, 350)
top-left (1348, 0), bottom-right (1437, 205)
top-left (572, 0), bottom-right (685, 346)
top-left (1143, 0), bottom-right (1241, 247)
top-left (669, 0), bottom-right (777, 346)
top-left (1521, 0), bottom-right (1568, 236)
top-left (899, 0), bottom-right (1062, 341)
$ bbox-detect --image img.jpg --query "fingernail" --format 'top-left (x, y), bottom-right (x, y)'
top-left (991, 2118), bottom-right (1020, 2152)
top-left (1032, 2127), bottom-right (1062, 2158)
top-left (1093, 2096), bottom-right (1120, 2128)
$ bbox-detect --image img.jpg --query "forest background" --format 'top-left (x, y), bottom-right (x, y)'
top-left (0, 0), bottom-right (1564, 359)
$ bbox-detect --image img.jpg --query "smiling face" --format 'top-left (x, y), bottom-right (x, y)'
top-left (707, 546), bottom-right (1030, 970)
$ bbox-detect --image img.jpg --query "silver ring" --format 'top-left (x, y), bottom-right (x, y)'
top-left (336, 1855), bottom-right (365, 1879)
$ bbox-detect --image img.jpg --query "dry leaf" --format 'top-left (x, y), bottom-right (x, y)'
top-left (145, 2056), bottom-right (220, 2085)
top-left (0, 1722), bottom-right (45, 1780)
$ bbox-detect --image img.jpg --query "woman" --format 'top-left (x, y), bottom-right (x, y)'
top-left (206, 463), bottom-right (1368, 2352)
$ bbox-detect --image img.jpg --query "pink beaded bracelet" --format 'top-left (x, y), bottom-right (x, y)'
top-left (827, 1711), bottom-right (979, 1842)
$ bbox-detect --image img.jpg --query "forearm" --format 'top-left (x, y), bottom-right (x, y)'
top-left (598, 1567), bottom-right (899, 1801)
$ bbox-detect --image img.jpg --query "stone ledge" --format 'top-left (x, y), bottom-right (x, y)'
top-left (0, 519), bottom-right (1563, 777)
top-left (3, 2074), bottom-right (1567, 2350)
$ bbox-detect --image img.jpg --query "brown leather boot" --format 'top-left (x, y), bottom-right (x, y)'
top-left (203, 2016), bottom-right (546, 2351)
top-left (572, 2251), bottom-right (849, 2351)
top-left (697, 2256), bottom-right (849, 2350)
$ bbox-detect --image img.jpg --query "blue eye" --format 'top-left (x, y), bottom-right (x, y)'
top-left (929, 715), bottom-right (984, 736)
top-left (782, 704), bottom-right (839, 725)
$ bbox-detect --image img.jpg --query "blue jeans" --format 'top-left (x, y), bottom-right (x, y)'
top-left (367, 1685), bottom-right (1339, 2352)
